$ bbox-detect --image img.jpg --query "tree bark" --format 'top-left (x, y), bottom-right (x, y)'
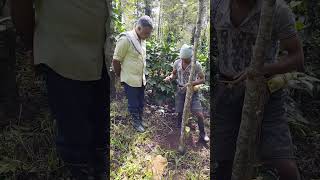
top-left (105, 0), bottom-right (116, 98)
top-left (157, 0), bottom-right (162, 41)
top-left (178, 0), bottom-right (205, 153)
top-left (231, 0), bottom-right (276, 179)
top-left (144, 0), bottom-right (151, 16)
top-left (190, 26), bottom-right (196, 45)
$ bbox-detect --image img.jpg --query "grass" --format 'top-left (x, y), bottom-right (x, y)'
top-left (110, 97), bottom-right (210, 180)
top-left (0, 105), bottom-right (69, 180)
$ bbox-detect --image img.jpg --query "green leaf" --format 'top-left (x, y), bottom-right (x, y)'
top-left (160, 85), bottom-right (166, 92)
top-left (289, 1), bottom-right (302, 8)
top-left (185, 126), bottom-right (190, 134)
top-left (295, 21), bottom-right (305, 31)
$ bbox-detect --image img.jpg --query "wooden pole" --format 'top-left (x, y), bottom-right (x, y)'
top-left (231, 0), bottom-right (276, 179)
top-left (178, 0), bottom-right (205, 154)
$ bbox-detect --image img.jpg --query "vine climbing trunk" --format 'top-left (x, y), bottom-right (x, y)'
top-left (178, 0), bottom-right (205, 153)
top-left (231, 0), bottom-right (276, 179)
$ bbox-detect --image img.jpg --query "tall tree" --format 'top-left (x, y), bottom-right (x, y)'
top-left (178, 0), bottom-right (205, 153)
top-left (157, 0), bottom-right (162, 40)
top-left (231, 0), bottom-right (276, 179)
top-left (106, 0), bottom-right (116, 97)
top-left (144, 0), bottom-right (152, 16)
top-left (190, 26), bottom-right (196, 44)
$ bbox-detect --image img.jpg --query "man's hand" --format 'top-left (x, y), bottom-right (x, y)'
top-left (233, 66), bottom-right (266, 83)
top-left (182, 82), bottom-right (192, 90)
top-left (231, 35), bottom-right (304, 83)
top-left (231, 70), bottom-right (250, 84)
top-left (164, 76), bottom-right (172, 83)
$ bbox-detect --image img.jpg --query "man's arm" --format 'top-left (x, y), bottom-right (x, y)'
top-left (164, 68), bottom-right (177, 82)
top-left (192, 71), bottom-right (205, 86)
top-left (112, 59), bottom-right (121, 77)
top-left (10, 0), bottom-right (35, 49)
top-left (112, 36), bottom-right (129, 77)
top-left (262, 2), bottom-right (304, 76)
top-left (262, 35), bottom-right (304, 76)
top-left (170, 68), bottom-right (178, 79)
top-left (191, 63), bottom-right (205, 86)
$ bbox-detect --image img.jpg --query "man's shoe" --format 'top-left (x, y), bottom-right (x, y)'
top-left (199, 133), bottom-right (210, 143)
top-left (132, 121), bottom-right (145, 132)
top-left (139, 111), bottom-right (147, 128)
top-left (131, 113), bottom-right (145, 133)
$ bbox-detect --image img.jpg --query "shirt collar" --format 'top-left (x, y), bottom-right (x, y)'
top-left (131, 29), bottom-right (146, 44)
top-left (132, 29), bottom-right (139, 40)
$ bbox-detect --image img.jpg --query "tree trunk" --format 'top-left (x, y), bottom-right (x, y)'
top-left (231, 0), bottom-right (276, 179)
top-left (157, 0), bottom-right (162, 41)
top-left (105, 0), bottom-right (116, 98)
top-left (181, 2), bottom-right (185, 32)
top-left (144, 0), bottom-right (151, 16)
top-left (178, 0), bottom-right (205, 153)
top-left (190, 26), bottom-right (196, 45)
top-left (135, 0), bottom-right (139, 18)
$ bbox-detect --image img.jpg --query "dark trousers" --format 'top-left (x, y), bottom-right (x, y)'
top-left (123, 83), bottom-right (145, 114)
top-left (45, 66), bottom-right (109, 176)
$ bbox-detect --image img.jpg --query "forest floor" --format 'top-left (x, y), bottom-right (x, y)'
top-left (0, 91), bottom-right (319, 179)
top-left (0, 49), bottom-right (319, 179)
top-left (110, 92), bottom-right (210, 180)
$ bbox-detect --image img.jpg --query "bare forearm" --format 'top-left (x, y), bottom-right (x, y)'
top-left (170, 73), bottom-right (177, 79)
top-left (192, 78), bottom-right (205, 86)
top-left (263, 53), bottom-right (304, 77)
top-left (112, 60), bottom-right (121, 76)
top-left (11, 0), bottom-right (35, 49)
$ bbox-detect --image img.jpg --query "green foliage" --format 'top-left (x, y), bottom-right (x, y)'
top-left (112, 0), bottom-right (210, 108)
top-left (145, 38), bottom-right (179, 105)
top-left (145, 33), bottom-right (210, 105)
top-left (112, 0), bottom-right (126, 34)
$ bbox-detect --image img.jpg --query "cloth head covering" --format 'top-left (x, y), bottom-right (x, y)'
top-left (180, 44), bottom-right (193, 59)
